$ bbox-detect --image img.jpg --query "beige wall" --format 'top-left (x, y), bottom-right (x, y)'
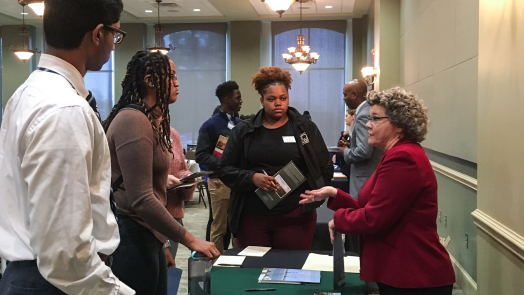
top-left (114, 23), bottom-right (147, 102)
top-left (1, 25), bottom-right (35, 109)
top-left (476, 0), bottom-right (524, 293)
top-left (375, 0), bottom-right (400, 90)
top-left (400, 0), bottom-right (479, 163)
top-left (230, 21), bottom-right (262, 115)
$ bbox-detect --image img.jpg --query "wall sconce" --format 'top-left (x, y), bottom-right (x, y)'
top-left (361, 67), bottom-right (377, 86)
top-left (18, 0), bottom-right (44, 17)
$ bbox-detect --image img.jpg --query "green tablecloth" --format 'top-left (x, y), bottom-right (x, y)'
top-left (210, 267), bottom-right (366, 295)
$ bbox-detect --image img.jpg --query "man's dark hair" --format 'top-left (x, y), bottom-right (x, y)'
top-left (103, 51), bottom-right (173, 153)
top-left (215, 81), bottom-right (239, 103)
top-left (44, 0), bottom-right (123, 49)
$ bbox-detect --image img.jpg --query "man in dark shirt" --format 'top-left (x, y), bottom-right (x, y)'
top-left (195, 81), bottom-right (243, 253)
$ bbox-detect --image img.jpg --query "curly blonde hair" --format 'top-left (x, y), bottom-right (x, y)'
top-left (366, 87), bottom-right (429, 143)
top-left (251, 66), bottom-right (293, 96)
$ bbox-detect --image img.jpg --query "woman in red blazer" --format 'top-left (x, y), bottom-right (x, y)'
top-left (300, 87), bottom-right (455, 295)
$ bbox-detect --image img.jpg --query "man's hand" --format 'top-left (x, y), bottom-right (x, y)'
top-left (165, 248), bottom-right (176, 267)
top-left (251, 173), bottom-right (277, 192)
top-left (337, 146), bottom-right (347, 156)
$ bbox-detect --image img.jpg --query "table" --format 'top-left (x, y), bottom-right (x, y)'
top-left (206, 249), bottom-right (367, 295)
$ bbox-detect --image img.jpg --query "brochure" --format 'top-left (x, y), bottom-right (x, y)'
top-left (258, 268), bottom-right (321, 285)
top-left (255, 161), bottom-right (306, 209)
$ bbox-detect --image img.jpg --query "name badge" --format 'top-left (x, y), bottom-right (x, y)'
top-left (228, 121), bottom-right (235, 130)
top-left (282, 136), bottom-right (296, 143)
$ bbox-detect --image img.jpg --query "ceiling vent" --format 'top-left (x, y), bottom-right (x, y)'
top-left (159, 2), bottom-right (180, 8)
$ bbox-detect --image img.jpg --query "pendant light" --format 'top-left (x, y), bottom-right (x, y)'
top-left (146, 0), bottom-right (175, 54)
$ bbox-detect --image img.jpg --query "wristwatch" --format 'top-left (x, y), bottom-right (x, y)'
top-left (164, 240), bottom-right (171, 249)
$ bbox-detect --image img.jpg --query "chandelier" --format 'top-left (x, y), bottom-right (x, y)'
top-left (18, 0), bottom-right (45, 16)
top-left (281, 0), bottom-right (319, 74)
top-left (146, 0), bottom-right (175, 54)
top-left (10, 4), bottom-right (40, 61)
top-left (261, 0), bottom-right (295, 17)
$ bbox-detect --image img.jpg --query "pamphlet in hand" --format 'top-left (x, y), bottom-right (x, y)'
top-left (213, 135), bottom-right (228, 157)
top-left (255, 161), bottom-right (306, 209)
top-left (258, 268), bottom-right (321, 285)
top-left (179, 171), bottom-right (213, 183)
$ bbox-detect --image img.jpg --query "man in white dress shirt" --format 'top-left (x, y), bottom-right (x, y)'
top-left (0, 0), bottom-right (134, 294)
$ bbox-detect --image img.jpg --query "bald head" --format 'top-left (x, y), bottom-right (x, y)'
top-left (342, 79), bottom-right (368, 109)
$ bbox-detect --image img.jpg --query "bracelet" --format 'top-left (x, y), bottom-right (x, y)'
top-left (164, 240), bottom-right (171, 249)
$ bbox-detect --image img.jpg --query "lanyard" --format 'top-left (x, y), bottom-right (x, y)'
top-left (38, 67), bottom-right (102, 123)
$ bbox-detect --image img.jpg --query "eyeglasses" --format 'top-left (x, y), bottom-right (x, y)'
top-left (103, 25), bottom-right (127, 44)
top-left (367, 116), bottom-right (389, 124)
top-left (167, 73), bottom-right (178, 82)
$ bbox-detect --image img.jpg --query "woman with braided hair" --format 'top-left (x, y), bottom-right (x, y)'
top-left (104, 50), bottom-right (218, 295)
top-left (217, 66), bottom-right (333, 249)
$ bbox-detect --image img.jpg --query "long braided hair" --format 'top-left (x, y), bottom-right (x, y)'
top-left (103, 50), bottom-right (172, 152)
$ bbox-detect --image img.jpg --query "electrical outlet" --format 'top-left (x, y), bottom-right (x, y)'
top-left (444, 215), bottom-right (447, 227)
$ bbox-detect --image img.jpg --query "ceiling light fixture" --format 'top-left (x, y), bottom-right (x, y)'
top-left (10, 4), bottom-right (40, 61)
top-left (193, 8), bottom-right (201, 12)
top-left (261, 0), bottom-right (295, 18)
top-left (146, 0), bottom-right (175, 55)
top-left (18, 0), bottom-right (44, 17)
top-left (145, 9), bottom-right (153, 13)
top-left (281, 0), bottom-right (319, 74)
top-left (325, 5), bottom-right (333, 9)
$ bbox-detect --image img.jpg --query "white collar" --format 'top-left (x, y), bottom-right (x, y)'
top-left (38, 53), bottom-right (89, 99)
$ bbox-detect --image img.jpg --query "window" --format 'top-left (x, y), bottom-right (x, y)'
top-left (84, 51), bottom-right (115, 120)
top-left (163, 23), bottom-right (227, 149)
top-left (272, 21), bottom-right (346, 146)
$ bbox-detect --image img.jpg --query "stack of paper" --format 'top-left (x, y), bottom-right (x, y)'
top-left (302, 253), bottom-right (360, 273)
top-left (213, 255), bottom-right (246, 267)
top-left (238, 246), bottom-right (271, 257)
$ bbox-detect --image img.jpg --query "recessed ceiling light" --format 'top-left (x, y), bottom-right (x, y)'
top-left (145, 10), bottom-right (153, 13)
top-left (21, 12), bottom-right (28, 15)
top-left (325, 6), bottom-right (333, 9)
top-left (193, 9), bottom-right (201, 12)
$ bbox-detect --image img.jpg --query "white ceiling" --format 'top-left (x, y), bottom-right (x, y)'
top-left (0, 0), bottom-right (371, 25)
top-left (251, 0), bottom-right (356, 16)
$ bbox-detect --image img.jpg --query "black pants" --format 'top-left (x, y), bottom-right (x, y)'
top-left (111, 215), bottom-right (167, 295)
top-left (0, 260), bottom-right (65, 295)
top-left (377, 282), bottom-right (453, 295)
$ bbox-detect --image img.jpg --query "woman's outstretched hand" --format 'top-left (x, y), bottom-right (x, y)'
top-left (299, 186), bottom-right (338, 204)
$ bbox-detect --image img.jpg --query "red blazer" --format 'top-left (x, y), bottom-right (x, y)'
top-left (328, 141), bottom-right (455, 288)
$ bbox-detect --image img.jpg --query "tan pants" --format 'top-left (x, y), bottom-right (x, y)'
top-left (207, 178), bottom-right (230, 254)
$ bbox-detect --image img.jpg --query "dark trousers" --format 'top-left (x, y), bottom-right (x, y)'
top-left (0, 260), bottom-right (65, 295)
top-left (236, 206), bottom-right (317, 250)
top-left (377, 282), bottom-right (453, 295)
top-left (111, 216), bottom-right (167, 295)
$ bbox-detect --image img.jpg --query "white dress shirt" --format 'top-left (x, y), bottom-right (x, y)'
top-left (0, 54), bottom-right (134, 295)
